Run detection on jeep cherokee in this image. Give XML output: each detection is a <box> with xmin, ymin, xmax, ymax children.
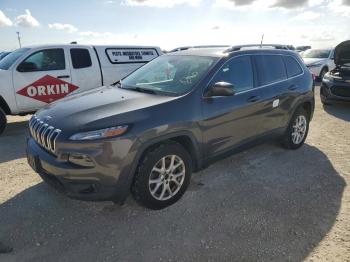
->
<box><xmin>26</xmin><ymin>45</ymin><xmax>315</xmax><ymax>209</ymax></box>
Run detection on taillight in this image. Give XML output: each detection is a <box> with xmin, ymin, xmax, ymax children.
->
<box><xmin>312</xmin><ymin>73</ymin><xmax>316</xmax><ymax>81</ymax></box>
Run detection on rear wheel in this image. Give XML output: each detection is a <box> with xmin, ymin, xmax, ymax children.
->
<box><xmin>282</xmin><ymin>107</ymin><xmax>309</xmax><ymax>150</ymax></box>
<box><xmin>132</xmin><ymin>142</ymin><xmax>192</xmax><ymax>210</ymax></box>
<box><xmin>0</xmin><ymin>108</ymin><xmax>7</xmax><ymax>135</ymax></box>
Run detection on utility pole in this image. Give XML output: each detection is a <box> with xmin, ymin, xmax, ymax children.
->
<box><xmin>260</xmin><ymin>34</ymin><xmax>264</xmax><ymax>47</ymax></box>
<box><xmin>16</xmin><ymin>32</ymin><xmax>22</xmax><ymax>48</ymax></box>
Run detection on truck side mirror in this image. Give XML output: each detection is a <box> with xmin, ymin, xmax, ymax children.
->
<box><xmin>205</xmin><ymin>82</ymin><xmax>235</xmax><ymax>97</ymax></box>
<box><xmin>17</xmin><ymin>62</ymin><xmax>38</xmax><ymax>72</ymax></box>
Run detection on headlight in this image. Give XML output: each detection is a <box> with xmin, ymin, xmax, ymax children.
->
<box><xmin>69</xmin><ymin>125</ymin><xmax>128</xmax><ymax>141</ymax></box>
<box><xmin>307</xmin><ymin>63</ymin><xmax>322</xmax><ymax>68</ymax></box>
<box><xmin>323</xmin><ymin>73</ymin><xmax>343</xmax><ymax>82</ymax></box>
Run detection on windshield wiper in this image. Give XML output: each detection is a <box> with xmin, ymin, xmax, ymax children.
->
<box><xmin>128</xmin><ymin>87</ymin><xmax>157</xmax><ymax>95</ymax></box>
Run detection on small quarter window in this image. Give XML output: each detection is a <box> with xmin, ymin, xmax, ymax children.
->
<box><xmin>70</xmin><ymin>48</ymin><xmax>92</xmax><ymax>69</ymax></box>
<box><xmin>283</xmin><ymin>56</ymin><xmax>303</xmax><ymax>78</ymax></box>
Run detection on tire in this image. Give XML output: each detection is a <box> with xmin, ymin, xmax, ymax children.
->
<box><xmin>282</xmin><ymin>107</ymin><xmax>309</xmax><ymax>150</ymax></box>
<box><xmin>0</xmin><ymin>108</ymin><xmax>7</xmax><ymax>135</ymax></box>
<box><xmin>321</xmin><ymin>96</ymin><xmax>331</xmax><ymax>106</ymax></box>
<box><xmin>132</xmin><ymin>142</ymin><xmax>192</xmax><ymax>210</ymax></box>
<box><xmin>319</xmin><ymin>67</ymin><xmax>328</xmax><ymax>81</ymax></box>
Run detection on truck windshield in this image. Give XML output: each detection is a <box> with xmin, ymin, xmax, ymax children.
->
<box><xmin>302</xmin><ymin>49</ymin><xmax>331</xmax><ymax>59</ymax></box>
<box><xmin>0</xmin><ymin>48</ymin><xmax>30</xmax><ymax>70</ymax></box>
<box><xmin>121</xmin><ymin>55</ymin><xmax>217</xmax><ymax>96</ymax></box>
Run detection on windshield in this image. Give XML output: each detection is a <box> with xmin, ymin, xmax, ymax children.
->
<box><xmin>302</xmin><ymin>49</ymin><xmax>331</xmax><ymax>59</ymax></box>
<box><xmin>0</xmin><ymin>48</ymin><xmax>30</xmax><ymax>70</ymax></box>
<box><xmin>121</xmin><ymin>55</ymin><xmax>217</xmax><ymax>96</ymax></box>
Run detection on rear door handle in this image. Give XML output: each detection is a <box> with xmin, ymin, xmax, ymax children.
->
<box><xmin>57</xmin><ymin>75</ymin><xmax>70</xmax><ymax>79</ymax></box>
<box><xmin>288</xmin><ymin>85</ymin><xmax>298</xmax><ymax>91</ymax></box>
<box><xmin>247</xmin><ymin>95</ymin><xmax>260</xmax><ymax>103</ymax></box>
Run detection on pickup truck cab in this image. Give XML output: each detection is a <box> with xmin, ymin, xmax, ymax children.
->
<box><xmin>0</xmin><ymin>44</ymin><xmax>162</xmax><ymax>134</ymax></box>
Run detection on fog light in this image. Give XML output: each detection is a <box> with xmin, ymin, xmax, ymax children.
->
<box><xmin>69</xmin><ymin>153</ymin><xmax>94</xmax><ymax>167</ymax></box>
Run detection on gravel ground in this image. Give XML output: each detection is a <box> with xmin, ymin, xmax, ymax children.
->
<box><xmin>0</xmin><ymin>85</ymin><xmax>349</xmax><ymax>262</ymax></box>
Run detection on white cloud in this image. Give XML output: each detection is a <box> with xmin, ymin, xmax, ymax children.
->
<box><xmin>290</xmin><ymin>11</ymin><xmax>321</xmax><ymax>21</ymax></box>
<box><xmin>14</xmin><ymin>9</ymin><xmax>39</xmax><ymax>28</ymax></box>
<box><xmin>79</xmin><ymin>31</ymin><xmax>113</xmax><ymax>37</ymax></box>
<box><xmin>48</xmin><ymin>23</ymin><xmax>78</xmax><ymax>33</ymax></box>
<box><xmin>328</xmin><ymin>0</ymin><xmax>350</xmax><ymax>16</ymax></box>
<box><xmin>0</xmin><ymin>10</ymin><xmax>13</xmax><ymax>27</ymax></box>
<box><xmin>123</xmin><ymin>0</ymin><xmax>202</xmax><ymax>8</ymax></box>
<box><xmin>214</xmin><ymin>0</ymin><xmax>326</xmax><ymax>10</ymax></box>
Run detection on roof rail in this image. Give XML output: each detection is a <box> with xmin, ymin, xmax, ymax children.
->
<box><xmin>169</xmin><ymin>45</ymin><xmax>230</xmax><ymax>53</ymax></box>
<box><xmin>225</xmin><ymin>44</ymin><xmax>290</xmax><ymax>53</ymax></box>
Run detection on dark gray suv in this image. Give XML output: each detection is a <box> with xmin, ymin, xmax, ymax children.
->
<box><xmin>26</xmin><ymin>45</ymin><xmax>315</xmax><ymax>209</ymax></box>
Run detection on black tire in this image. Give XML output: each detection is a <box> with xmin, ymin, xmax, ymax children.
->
<box><xmin>319</xmin><ymin>67</ymin><xmax>328</xmax><ymax>81</ymax></box>
<box><xmin>0</xmin><ymin>108</ymin><xmax>7</xmax><ymax>135</ymax></box>
<box><xmin>132</xmin><ymin>142</ymin><xmax>192</xmax><ymax>210</ymax></box>
<box><xmin>282</xmin><ymin>107</ymin><xmax>309</xmax><ymax>150</ymax></box>
<box><xmin>321</xmin><ymin>95</ymin><xmax>331</xmax><ymax>106</ymax></box>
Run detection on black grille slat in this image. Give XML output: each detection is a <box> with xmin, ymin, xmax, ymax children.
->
<box><xmin>29</xmin><ymin>116</ymin><xmax>61</xmax><ymax>154</ymax></box>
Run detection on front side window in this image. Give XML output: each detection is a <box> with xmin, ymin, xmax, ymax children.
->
<box><xmin>211</xmin><ymin>56</ymin><xmax>254</xmax><ymax>93</ymax></box>
<box><xmin>283</xmin><ymin>56</ymin><xmax>303</xmax><ymax>78</ymax></box>
<box><xmin>18</xmin><ymin>49</ymin><xmax>65</xmax><ymax>72</ymax></box>
<box><xmin>122</xmin><ymin>55</ymin><xmax>217</xmax><ymax>95</ymax></box>
<box><xmin>70</xmin><ymin>48</ymin><xmax>92</xmax><ymax>69</ymax></box>
<box><xmin>0</xmin><ymin>48</ymin><xmax>30</xmax><ymax>70</ymax></box>
<box><xmin>255</xmin><ymin>55</ymin><xmax>287</xmax><ymax>86</ymax></box>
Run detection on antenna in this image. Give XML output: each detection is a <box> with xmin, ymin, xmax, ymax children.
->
<box><xmin>16</xmin><ymin>32</ymin><xmax>22</xmax><ymax>48</ymax></box>
<box><xmin>260</xmin><ymin>34</ymin><xmax>264</xmax><ymax>48</ymax></box>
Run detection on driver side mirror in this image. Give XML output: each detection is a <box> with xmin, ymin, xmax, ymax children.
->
<box><xmin>205</xmin><ymin>82</ymin><xmax>235</xmax><ymax>97</ymax></box>
<box><xmin>17</xmin><ymin>62</ymin><xmax>38</xmax><ymax>72</ymax></box>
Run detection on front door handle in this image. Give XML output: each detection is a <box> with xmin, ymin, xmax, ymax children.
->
<box><xmin>247</xmin><ymin>95</ymin><xmax>260</xmax><ymax>103</ymax></box>
<box><xmin>57</xmin><ymin>75</ymin><xmax>70</xmax><ymax>79</ymax></box>
<box><xmin>288</xmin><ymin>84</ymin><xmax>298</xmax><ymax>91</ymax></box>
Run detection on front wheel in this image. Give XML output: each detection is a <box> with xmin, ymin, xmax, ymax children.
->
<box><xmin>0</xmin><ymin>108</ymin><xmax>7</xmax><ymax>135</ymax></box>
<box><xmin>282</xmin><ymin>108</ymin><xmax>309</xmax><ymax>150</ymax></box>
<box><xmin>132</xmin><ymin>142</ymin><xmax>192</xmax><ymax>210</ymax></box>
<box><xmin>319</xmin><ymin>67</ymin><xmax>328</xmax><ymax>81</ymax></box>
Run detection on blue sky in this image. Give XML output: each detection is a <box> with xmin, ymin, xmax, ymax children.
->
<box><xmin>0</xmin><ymin>0</ymin><xmax>350</xmax><ymax>51</ymax></box>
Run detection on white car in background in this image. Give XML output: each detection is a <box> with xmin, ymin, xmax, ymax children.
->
<box><xmin>301</xmin><ymin>48</ymin><xmax>335</xmax><ymax>80</ymax></box>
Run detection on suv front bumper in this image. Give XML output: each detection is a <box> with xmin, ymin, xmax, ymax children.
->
<box><xmin>26</xmin><ymin>136</ymin><xmax>140</xmax><ymax>203</ymax></box>
<box><xmin>321</xmin><ymin>79</ymin><xmax>350</xmax><ymax>103</ymax></box>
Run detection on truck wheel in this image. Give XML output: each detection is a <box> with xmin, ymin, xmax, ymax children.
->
<box><xmin>0</xmin><ymin>108</ymin><xmax>7</xmax><ymax>135</ymax></box>
<box><xmin>282</xmin><ymin>107</ymin><xmax>309</xmax><ymax>150</ymax></box>
<box><xmin>132</xmin><ymin>142</ymin><xmax>192</xmax><ymax>210</ymax></box>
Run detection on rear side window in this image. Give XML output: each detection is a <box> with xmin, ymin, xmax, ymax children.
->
<box><xmin>212</xmin><ymin>56</ymin><xmax>254</xmax><ymax>93</ymax></box>
<box><xmin>70</xmin><ymin>48</ymin><xmax>92</xmax><ymax>69</ymax></box>
<box><xmin>255</xmin><ymin>55</ymin><xmax>287</xmax><ymax>86</ymax></box>
<box><xmin>283</xmin><ymin>56</ymin><xmax>303</xmax><ymax>77</ymax></box>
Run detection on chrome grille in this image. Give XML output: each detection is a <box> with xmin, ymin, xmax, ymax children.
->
<box><xmin>29</xmin><ymin>116</ymin><xmax>61</xmax><ymax>154</ymax></box>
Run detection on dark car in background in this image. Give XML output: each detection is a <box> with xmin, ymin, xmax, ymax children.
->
<box><xmin>26</xmin><ymin>45</ymin><xmax>314</xmax><ymax>209</ymax></box>
<box><xmin>321</xmin><ymin>40</ymin><xmax>350</xmax><ymax>105</ymax></box>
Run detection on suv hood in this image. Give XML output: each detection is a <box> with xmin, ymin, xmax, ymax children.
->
<box><xmin>334</xmin><ymin>40</ymin><xmax>350</xmax><ymax>66</ymax></box>
<box><xmin>303</xmin><ymin>58</ymin><xmax>326</xmax><ymax>66</ymax></box>
<box><xmin>36</xmin><ymin>85</ymin><xmax>177</xmax><ymax>134</ymax></box>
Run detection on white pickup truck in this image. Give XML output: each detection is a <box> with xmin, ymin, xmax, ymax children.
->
<box><xmin>0</xmin><ymin>44</ymin><xmax>162</xmax><ymax>134</ymax></box>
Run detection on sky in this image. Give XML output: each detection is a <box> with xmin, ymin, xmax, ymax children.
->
<box><xmin>0</xmin><ymin>0</ymin><xmax>350</xmax><ymax>51</ymax></box>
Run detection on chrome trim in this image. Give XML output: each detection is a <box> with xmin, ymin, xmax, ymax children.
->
<box><xmin>28</xmin><ymin>116</ymin><xmax>61</xmax><ymax>154</ymax></box>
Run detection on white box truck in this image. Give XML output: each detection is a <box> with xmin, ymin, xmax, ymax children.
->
<box><xmin>0</xmin><ymin>44</ymin><xmax>162</xmax><ymax>134</ymax></box>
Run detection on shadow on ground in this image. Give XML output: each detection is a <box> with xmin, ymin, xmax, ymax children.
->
<box><xmin>323</xmin><ymin>103</ymin><xmax>350</xmax><ymax>122</ymax></box>
<box><xmin>0</xmin><ymin>120</ymin><xmax>28</xmax><ymax>163</ymax></box>
<box><xmin>0</xmin><ymin>144</ymin><xmax>346</xmax><ymax>262</ymax></box>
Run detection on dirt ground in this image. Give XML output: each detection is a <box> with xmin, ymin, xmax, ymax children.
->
<box><xmin>0</xmin><ymin>85</ymin><xmax>349</xmax><ymax>262</ymax></box>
